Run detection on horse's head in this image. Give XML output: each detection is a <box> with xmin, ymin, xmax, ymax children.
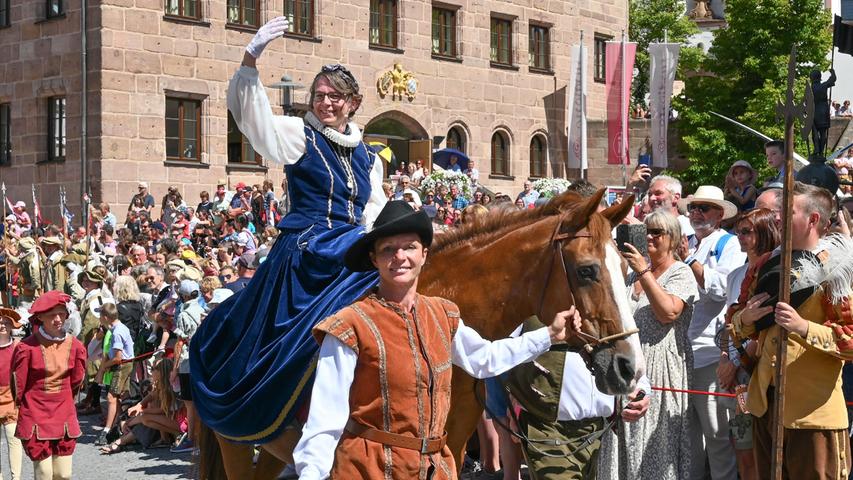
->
<box><xmin>544</xmin><ymin>189</ymin><xmax>645</xmax><ymax>395</ymax></box>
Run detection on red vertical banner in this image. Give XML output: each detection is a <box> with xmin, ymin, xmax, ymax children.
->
<box><xmin>605</xmin><ymin>41</ymin><xmax>637</xmax><ymax>165</ymax></box>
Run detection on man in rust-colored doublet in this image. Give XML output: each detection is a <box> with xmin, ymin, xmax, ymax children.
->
<box><xmin>314</xmin><ymin>293</ymin><xmax>460</xmax><ymax>479</ymax></box>
<box><xmin>13</xmin><ymin>291</ymin><xmax>87</xmax><ymax>479</ymax></box>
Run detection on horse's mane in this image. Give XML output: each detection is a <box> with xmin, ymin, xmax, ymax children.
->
<box><xmin>430</xmin><ymin>191</ymin><xmax>587</xmax><ymax>255</ymax></box>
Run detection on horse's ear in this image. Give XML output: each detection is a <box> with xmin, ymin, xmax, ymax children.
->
<box><xmin>600</xmin><ymin>194</ymin><xmax>636</xmax><ymax>228</ymax></box>
<box><xmin>541</xmin><ymin>190</ymin><xmax>580</xmax><ymax>216</ymax></box>
<box><xmin>567</xmin><ymin>189</ymin><xmax>606</xmax><ymax>229</ymax></box>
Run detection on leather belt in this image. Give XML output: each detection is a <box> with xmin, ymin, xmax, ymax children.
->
<box><xmin>345</xmin><ymin>419</ymin><xmax>447</xmax><ymax>454</ymax></box>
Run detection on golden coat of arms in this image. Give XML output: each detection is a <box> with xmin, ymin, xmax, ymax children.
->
<box><xmin>377</xmin><ymin>63</ymin><xmax>418</xmax><ymax>101</ymax></box>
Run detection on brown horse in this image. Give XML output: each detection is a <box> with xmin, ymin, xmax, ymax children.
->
<box><xmin>198</xmin><ymin>189</ymin><xmax>643</xmax><ymax>479</ymax></box>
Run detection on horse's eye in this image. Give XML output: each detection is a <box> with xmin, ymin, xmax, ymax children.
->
<box><xmin>576</xmin><ymin>265</ymin><xmax>599</xmax><ymax>283</ymax></box>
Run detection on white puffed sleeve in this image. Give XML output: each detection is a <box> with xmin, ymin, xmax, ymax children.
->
<box><xmin>361</xmin><ymin>156</ymin><xmax>387</xmax><ymax>229</ymax></box>
<box><xmin>227</xmin><ymin>66</ymin><xmax>307</xmax><ymax>165</ymax></box>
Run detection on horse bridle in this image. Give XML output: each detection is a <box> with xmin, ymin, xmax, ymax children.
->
<box><xmin>536</xmin><ymin>214</ymin><xmax>638</xmax><ymax>360</ymax></box>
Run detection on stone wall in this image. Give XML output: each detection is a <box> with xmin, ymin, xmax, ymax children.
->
<box><xmin>0</xmin><ymin>0</ymin><xmax>90</xmax><ymax>218</ymax></box>
<box><xmin>2</xmin><ymin>0</ymin><xmax>630</xmax><ymax>221</ymax></box>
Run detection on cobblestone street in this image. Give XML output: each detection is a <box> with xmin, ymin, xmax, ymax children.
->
<box><xmin>0</xmin><ymin>413</ymin><xmax>195</xmax><ymax>480</ymax></box>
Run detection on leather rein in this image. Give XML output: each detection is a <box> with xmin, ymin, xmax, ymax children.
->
<box><xmin>536</xmin><ymin>215</ymin><xmax>638</xmax><ymax>363</ymax></box>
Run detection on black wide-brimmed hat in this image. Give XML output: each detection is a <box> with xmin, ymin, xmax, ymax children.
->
<box><xmin>344</xmin><ymin>201</ymin><xmax>433</xmax><ymax>272</ymax></box>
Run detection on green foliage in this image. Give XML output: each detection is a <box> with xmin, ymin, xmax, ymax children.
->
<box><xmin>671</xmin><ymin>0</ymin><xmax>831</xmax><ymax>191</ymax></box>
<box><xmin>629</xmin><ymin>0</ymin><xmax>702</xmax><ymax>107</ymax></box>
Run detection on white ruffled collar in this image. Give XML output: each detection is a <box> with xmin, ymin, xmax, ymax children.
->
<box><xmin>304</xmin><ymin>112</ymin><xmax>362</xmax><ymax>148</ymax></box>
<box><xmin>39</xmin><ymin>326</ymin><xmax>67</xmax><ymax>342</ymax></box>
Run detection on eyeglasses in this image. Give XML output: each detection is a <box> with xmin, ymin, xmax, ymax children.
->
<box><xmin>735</xmin><ymin>227</ymin><xmax>755</xmax><ymax>236</ymax></box>
<box><xmin>312</xmin><ymin>92</ymin><xmax>347</xmax><ymax>104</ymax></box>
<box><xmin>646</xmin><ymin>228</ymin><xmax>666</xmax><ymax>238</ymax></box>
<box><xmin>688</xmin><ymin>204</ymin><xmax>718</xmax><ymax>214</ymax></box>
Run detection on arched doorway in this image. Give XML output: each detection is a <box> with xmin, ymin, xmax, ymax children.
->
<box><xmin>364</xmin><ymin>111</ymin><xmax>431</xmax><ymax>177</ymax></box>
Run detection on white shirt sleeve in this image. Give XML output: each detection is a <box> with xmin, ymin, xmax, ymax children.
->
<box><xmin>361</xmin><ymin>156</ymin><xmax>387</xmax><ymax>229</ymax></box>
<box><xmin>227</xmin><ymin>66</ymin><xmax>307</xmax><ymax>165</ymax></box>
<box><xmin>451</xmin><ymin>319</ymin><xmax>552</xmax><ymax>379</ymax></box>
<box><xmin>293</xmin><ymin>335</ymin><xmax>356</xmax><ymax>480</ymax></box>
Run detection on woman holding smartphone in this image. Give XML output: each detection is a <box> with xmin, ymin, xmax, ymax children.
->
<box><xmin>602</xmin><ymin>210</ymin><xmax>699</xmax><ymax>479</ymax></box>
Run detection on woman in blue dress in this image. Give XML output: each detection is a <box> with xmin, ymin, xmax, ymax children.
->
<box><xmin>189</xmin><ymin>16</ymin><xmax>386</xmax><ymax>445</ymax></box>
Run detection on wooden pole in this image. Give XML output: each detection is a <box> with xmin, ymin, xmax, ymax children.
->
<box><xmin>770</xmin><ymin>45</ymin><xmax>801</xmax><ymax>480</ymax></box>
<box><xmin>1</xmin><ymin>182</ymin><xmax>8</xmax><ymax>306</ymax></box>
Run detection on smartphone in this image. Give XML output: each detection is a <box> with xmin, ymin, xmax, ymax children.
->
<box><xmin>638</xmin><ymin>154</ymin><xmax>651</xmax><ymax>167</ymax></box>
<box><xmin>615</xmin><ymin>224</ymin><xmax>648</xmax><ymax>257</ymax></box>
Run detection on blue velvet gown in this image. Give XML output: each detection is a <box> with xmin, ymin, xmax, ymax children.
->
<box><xmin>190</xmin><ymin>125</ymin><xmax>379</xmax><ymax>443</ymax></box>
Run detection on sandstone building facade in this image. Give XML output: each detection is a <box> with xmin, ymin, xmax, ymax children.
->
<box><xmin>0</xmin><ymin>0</ymin><xmax>629</xmax><ymax>219</ymax></box>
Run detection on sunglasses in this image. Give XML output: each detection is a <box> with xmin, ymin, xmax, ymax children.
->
<box><xmin>735</xmin><ymin>227</ymin><xmax>754</xmax><ymax>236</ymax></box>
<box><xmin>646</xmin><ymin>228</ymin><xmax>666</xmax><ymax>238</ymax></box>
<box><xmin>688</xmin><ymin>204</ymin><xmax>718</xmax><ymax>214</ymax></box>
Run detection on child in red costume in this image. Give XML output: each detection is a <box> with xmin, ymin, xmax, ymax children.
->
<box><xmin>13</xmin><ymin>291</ymin><xmax>86</xmax><ymax>480</ymax></box>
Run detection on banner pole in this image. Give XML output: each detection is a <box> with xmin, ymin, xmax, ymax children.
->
<box><xmin>580</xmin><ymin>30</ymin><xmax>586</xmax><ymax>181</ymax></box>
<box><xmin>620</xmin><ymin>30</ymin><xmax>627</xmax><ymax>186</ymax></box>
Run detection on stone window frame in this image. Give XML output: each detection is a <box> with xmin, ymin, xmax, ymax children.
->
<box><xmin>46</xmin><ymin>0</ymin><xmax>64</xmax><ymax>19</ymax></box>
<box><xmin>431</xmin><ymin>3</ymin><xmax>459</xmax><ymax>60</ymax></box>
<box><xmin>446</xmin><ymin>125</ymin><xmax>466</xmax><ymax>154</ymax></box>
<box><xmin>490</xmin><ymin>14</ymin><xmax>515</xmax><ymax>68</ymax></box>
<box><xmin>0</xmin><ymin>0</ymin><xmax>10</xmax><ymax>28</ymax></box>
<box><xmin>528</xmin><ymin>22</ymin><xmax>552</xmax><ymax>74</ymax></box>
<box><xmin>528</xmin><ymin>133</ymin><xmax>548</xmax><ymax>179</ymax></box>
<box><xmin>47</xmin><ymin>97</ymin><xmax>66</xmax><ymax>163</ymax></box>
<box><xmin>164</xmin><ymin>0</ymin><xmax>202</xmax><ymax>21</ymax></box>
<box><xmin>0</xmin><ymin>103</ymin><xmax>10</xmax><ymax>166</ymax></box>
<box><xmin>227</xmin><ymin>0</ymin><xmax>261</xmax><ymax>29</ymax></box>
<box><xmin>165</xmin><ymin>93</ymin><xmax>205</xmax><ymax>164</ymax></box>
<box><xmin>490</xmin><ymin>129</ymin><xmax>511</xmax><ymax>177</ymax></box>
<box><xmin>369</xmin><ymin>0</ymin><xmax>398</xmax><ymax>50</ymax></box>
<box><xmin>593</xmin><ymin>33</ymin><xmax>612</xmax><ymax>84</ymax></box>
<box><xmin>227</xmin><ymin>111</ymin><xmax>263</xmax><ymax>166</ymax></box>
<box><xmin>284</xmin><ymin>0</ymin><xmax>314</xmax><ymax>38</ymax></box>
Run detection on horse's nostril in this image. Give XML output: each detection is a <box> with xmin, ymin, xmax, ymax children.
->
<box><xmin>614</xmin><ymin>353</ymin><xmax>635</xmax><ymax>383</ymax></box>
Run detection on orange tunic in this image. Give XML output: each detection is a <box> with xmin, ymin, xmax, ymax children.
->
<box><xmin>0</xmin><ymin>341</ymin><xmax>16</xmax><ymax>424</ymax></box>
<box><xmin>314</xmin><ymin>293</ymin><xmax>460</xmax><ymax>480</ymax></box>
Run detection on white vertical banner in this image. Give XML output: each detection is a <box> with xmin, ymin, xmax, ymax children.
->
<box><xmin>648</xmin><ymin>43</ymin><xmax>680</xmax><ymax>168</ymax></box>
<box><xmin>567</xmin><ymin>43</ymin><xmax>588</xmax><ymax>172</ymax></box>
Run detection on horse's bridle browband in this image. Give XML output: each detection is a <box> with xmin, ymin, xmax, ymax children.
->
<box><xmin>537</xmin><ymin>216</ymin><xmax>639</xmax><ymax>358</ymax></box>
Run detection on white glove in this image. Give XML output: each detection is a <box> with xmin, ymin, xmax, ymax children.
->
<box><xmin>246</xmin><ymin>16</ymin><xmax>290</xmax><ymax>59</ymax></box>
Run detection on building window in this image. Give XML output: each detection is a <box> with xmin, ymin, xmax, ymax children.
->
<box><xmin>228</xmin><ymin>112</ymin><xmax>261</xmax><ymax>164</ymax></box>
<box><xmin>227</xmin><ymin>0</ymin><xmax>259</xmax><ymax>27</ymax></box>
<box><xmin>446</xmin><ymin>126</ymin><xmax>466</xmax><ymax>154</ymax></box>
<box><xmin>491</xmin><ymin>131</ymin><xmax>509</xmax><ymax>176</ymax></box>
<box><xmin>285</xmin><ymin>0</ymin><xmax>313</xmax><ymax>37</ymax></box>
<box><xmin>529</xmin><ymin>24</ymin><xmax>550</xmax><ymax>71</ymax></box>
<box><xmin>46</xmin><ymin>0</ymin><xmax>63</xmax><ymax>18</ymax></box>
<box><xmin>490</xmin><ymin>17</ymin><xmax>513</xmax><ymax>65</ymax></box>
<box><xmin>166</xmin><ymin>97</ymin><xmax>201</xmax><ymax>162</ymax></box>
<box><xmin>432</xmin><ymin>6</ymin><xmax>456</xmax><ymax>57</ymax></box>
<box><xmin>370</xmin><ymin>0</ymin><xmax>397</xmax><ymax>48</ymax></box>
<box><xmin>47</xmin><ymin>97</ymin><xmax>65</xmax><ymax>162</ymax></box>
<box><xmin>165</xmin><ymin>0</ymin><xmax>200</xmax><ymax>19</ymax></box>
<box><xmin>1</xmin><ymin>0</ymin><xmax>10</xmax><ymax>27</ymax></box>
<box><xmin>594</xmin><ymin>34</ymin><xmax>611</xmax><ymax>83</ymax></box>
<box><xmin>0</xmin><ymin>104</ymin><xmax>9</xmax><ymax>166</ymax></box>
<box><xmin>529</xmin><ymin>135</ymin><xmax>547</xmax><ymax>178</ymax></box>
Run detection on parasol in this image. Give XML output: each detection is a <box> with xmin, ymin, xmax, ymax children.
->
<box><xmin>368</xmin><ymin>142</ymin><xmax>396</xmax><ymax>164</ymax></box>
<box><xmin>432</xmin><ymin>148</ymin><xmax>469</xmax><ymax>171</ymax></box>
